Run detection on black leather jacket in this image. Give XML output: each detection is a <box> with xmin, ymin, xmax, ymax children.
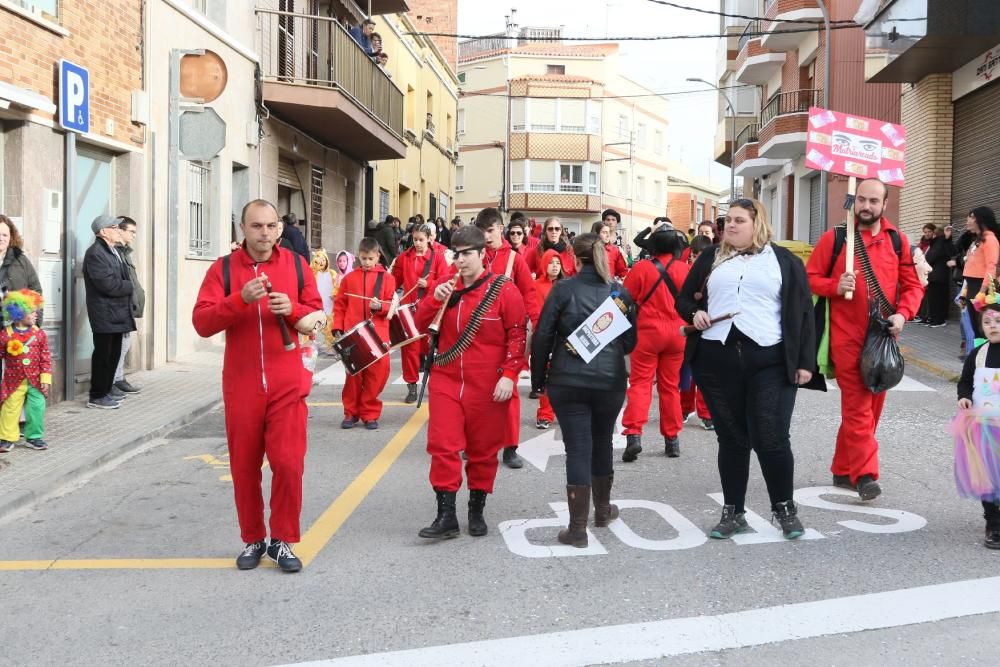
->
<box><xmin>531</xmin><ymin>265</ymin><xmax>637</xmax><ymax>392</ymax></box>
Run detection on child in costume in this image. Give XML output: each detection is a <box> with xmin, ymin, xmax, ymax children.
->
<box><xmin>0</xmin><ymin>290</ymin><xmax>51</xmax><ymax>453</ymax></box>
<box><xmin>333</xmin><ymin>250</ymin><xmax>355</xmax><ymax>296</ymax></box>
<box><xmin>952</xmin><ymin>292</ymin><xmax>1000</xmax><ymax>549</ymax></box>
<box><xmin>533</xmin><ymin>249</ymin><xmax>563</xmax><ymax>430</ymax></box>
<box><xmin>310</xmin><ymin>249</ymin><xmax>337</xmax><ymax>349</ymax></box>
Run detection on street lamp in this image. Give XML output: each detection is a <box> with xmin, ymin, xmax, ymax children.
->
<box><xmin>687</xmin><ymin>77</ymin><xmax>736</xmax><ymax>203</ymax></box>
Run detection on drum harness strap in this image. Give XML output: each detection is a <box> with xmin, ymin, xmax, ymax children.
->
<box><xmin>417</xmin><ymin>249</ymin><xmax>434</xmax><ymax>300</ymax></box>
<box><xmin>435</xmin><ymin>274</ymin><xmax>509</xmax><ymax>367</ymax></box>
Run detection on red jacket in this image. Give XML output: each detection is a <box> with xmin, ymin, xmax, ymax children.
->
<box><xmin>391</xmin><ymin>246</ymin><xmax>449</xmax><ymax>305</ymax></box>
<box><xmin>193</xmin><ymin>245</ymin><xmax>322</xmax><ymax>393</ymax></box>
<box><xmin>606</xmin><ymin>244</ymin><xmax>628</xmax><ymax>279</ymax></box>
<box><xmin>624</xmin><ymin>253</ymin><xmax>690</xmax><ymax>330</ymax></box>
<box><xmin>526</xmin><ymin>243</ymin><xmax>576</xmax><ymax>279</ymax></box>
<box><xmin>0</xmin><ymin>325</ymin><xmax>52</xmax><ymax>401</ymax></box>
<box><xmin>806</xmin><ymin>218</ymin><xmax>924</xmax><ymax>346</ymax></box>
<box><xmin>483</xmin><ymin>242</ymin><xmax>540</xmax><ymax>326</ymax></box>
<box><xmin>416</xmin><ymin>271</ymin><xmax>527</xmax><ymax>390</ymax></box>
<box><xmin>534</xmin><ymin>248</ymin><xmax>563</xmax><ymax>305</ymax></box>
<box><xmin>332</xmin><ymin>264</ymin><xmax>397</xmax><ymax>338</ymax></box>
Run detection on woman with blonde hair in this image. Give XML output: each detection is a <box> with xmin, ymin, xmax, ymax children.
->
<box><xmin>676</xmin><ymin>198</ymin><xmax>816</xmax><ymax>540</ymax></box>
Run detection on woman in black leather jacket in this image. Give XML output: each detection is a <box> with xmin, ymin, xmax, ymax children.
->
<box><xmin>531</xmin><ymin>234</ymin><xmax>637</xmax><ymax>548</ymax></box>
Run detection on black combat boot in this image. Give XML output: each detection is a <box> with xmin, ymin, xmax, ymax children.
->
<box><xmin>468</xmin><ymin>490</ymin><xmax>488</xmax><ymax>537</ymax></box>
<box><xmin>622</xmin><ymin>434</ymin><xmax>642</xmax><ymax>462</ymax></box>
<box><xmin>405</xmin><ymin>383</ymin><xmax>418</xmax><ymax>404</ymax></box>
<box><xmin>418</xmin><ymin>490</ymin><xmax>460</xmax><ymax>539</ymax></box>
<box><xmin>664</xmin><ymin>435</ymin><xmax>680</xmax><ymax>458</ymax></box>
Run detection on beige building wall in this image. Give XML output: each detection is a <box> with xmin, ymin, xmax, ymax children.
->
<box><xmin>372</xmin><ymin>13</ymin><xmax>459</xmax><ymax>227</ymax></box>
<box><xmin>897</xmin><ymin>74</ymin><xmax>954</xmax><ymax>237</ymax></box>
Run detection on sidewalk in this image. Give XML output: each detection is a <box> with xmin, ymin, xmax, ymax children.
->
<box><xmin>0</xmin><ymin>349</ymin><xmax>222</xmax><ymax>521</ymax></box>
<box><xmin>899</xmin><ymin>320</ymin><xmax>964</xmax><ymax>381</ymax></box>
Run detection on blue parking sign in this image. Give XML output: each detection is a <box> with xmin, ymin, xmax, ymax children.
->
<box><xmin>59</xmin><ymin>59</ymin><xmax>89</xmax><ymax>134</ymax></box>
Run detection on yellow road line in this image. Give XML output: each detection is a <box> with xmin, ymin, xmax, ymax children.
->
<box><xmin>296</xmin><ymin>406</ymin><xmax>428</xmax><ymax>565</ymax></box>
<box><xmin>0</xmin><ymin>407</ymin><xmax>428</xmax><ymax>572</ymax></box>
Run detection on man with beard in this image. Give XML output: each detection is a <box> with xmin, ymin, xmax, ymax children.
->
<box><xmin>806</xmin><ymin>179</ymin><xmax>923</xmax><ymax>501</ymax></box>
<box><xmin>527</xmin><ymin>217</ymin><xmax>576</xmax><ymax>278</ymax></box>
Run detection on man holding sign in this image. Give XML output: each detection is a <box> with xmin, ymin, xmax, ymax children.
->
<box><xmin>806</xmin><ymin>178</ymin><xmax>923</xmax><ymax>501</ymax></box>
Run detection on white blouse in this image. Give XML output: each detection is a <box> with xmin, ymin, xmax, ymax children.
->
<box><xmin>702</xmin><ymin>244</ymin><xmax>783</xmax><ymax>346</ymax></box>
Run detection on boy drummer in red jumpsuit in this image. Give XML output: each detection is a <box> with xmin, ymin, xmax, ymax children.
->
<box><xmin>416</xmin><ymin>225</ymin><xmax>527</xmax><ymax>539</ymax></box>
<box><xmin>193</xmin><ymin>199</ymin><xmax>323</xmax><ymax>573</ymax></box>
<box><xmin>806</xmin><ymin>178</ymin><xmax>923</xmax><ymax>500</ymax></box>
<box><xmin>474</xmin><ymin>208</ymin><xmax>540</xmax><ymax>469</ymax></box>
<box><xmin>391</xmin><ymin>223</ymin><xmax>448</xmax><ymax>404</ymax></box>
<box><xmin>332</xmin><ymin>238</ymin><xmax>397</xmax><ymax>430</ymax></box>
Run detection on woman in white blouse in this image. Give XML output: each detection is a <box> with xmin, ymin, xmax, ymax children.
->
<box><xmin>676</xmin><ymin>198</ymin><xmax>816</xmax><ymax>540</ymax></box>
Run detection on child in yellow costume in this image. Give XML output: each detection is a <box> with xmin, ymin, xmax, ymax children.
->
<box><xmin>0</xmin><ymin>289</ymin><xmax>51</xmax><ymax>453</ymax></box>
<box><xmin>310</xmin><ymin>249</ymin><xmax>337</xmax><ymax>349</ymax></box>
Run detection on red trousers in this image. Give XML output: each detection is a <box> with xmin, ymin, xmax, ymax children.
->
<box><xmin>506</xmin><ymin>389</ymin><xmax>521</xmax><ymax>448</ymax></box>
<box><xmin>680</xmin><ymin>383</ymin><xmax>711</xmax><ymax>420</ymax></box>
<box><xmin>831</xmin><ymin>341</ymin><xmax>884</xmax><ymax>483</ymax></box>
<box><xmin>343</xmin><ymin>355</ymin><xmax>389</xmax><ymax>421</ymax></box>
<box><xmin>223</xmin><ymin>382</ymin><xmax>307</xmax><ymax>544</ymax></box>
<box><xmin>537</xmin><ymin>394</ymin><xmax>555</xmax><ymax>422</ymax></box>
<box><xmin>400</xmin><ymin>338</ymin><xmax>427</xmax><ymax>385</ymax></box>
<box><xmin>622</xmin><ymin>328</ymin><xmax>685</xmax><ymax>437</ymax></box>
<box><xmin>427</xmin><ymin>388</ymin><xmax>507</xmax><ymax>492</ymax></box>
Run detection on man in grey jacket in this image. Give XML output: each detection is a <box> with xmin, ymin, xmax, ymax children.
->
<box><xmin>114</xmin><ymin>216</ymin><xmax>144</xmax><ymax>394</ymax></box>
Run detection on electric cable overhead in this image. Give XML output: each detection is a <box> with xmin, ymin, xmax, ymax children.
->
<box><xmin>643</xmin><ymin>0</ymin><xmax>855</xmax><ymax>25</ymax></box>
<box><xmin>458</xmin><ymin>84</ymin><xmax>757</xmax><ymax>101</ymax></box>
<box><xmin>408</xmin><ymin>22</ymin><xmax>859</xmax><ymax>42</ymax></box>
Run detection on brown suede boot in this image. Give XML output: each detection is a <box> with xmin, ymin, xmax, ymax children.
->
<box><xmin>557</xmin><ymin>485</ymin><xmax>591</xmax><ymax>548</ymax></box>
<box><xmin>591</xmin><ymin>474</ymin><xmax>620</xmax><ymax>527</ymax></box>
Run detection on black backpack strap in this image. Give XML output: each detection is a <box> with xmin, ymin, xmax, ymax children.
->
<box><xmin>827</xmin><ymin>224</ymin><xmax>903</xmax><ymax>277</ymax></box>
<box><xmin>418</xmin><ymin>249</ymin><xmax>434</xmax><ymax>299</ymax></box>
<box><xmin>293</xmin><ymin>252</ymin><xmax>304</xmax><ymax>295</ymax></box>
<box><xmin>222</xmin><ymin>254</ymin><xmax>231</xmax><ymax>297</ymax></box>
<box><xmin>642</xmin><ymin>258</ymin><xmax>678</xmax><ymax>304</ymax></box>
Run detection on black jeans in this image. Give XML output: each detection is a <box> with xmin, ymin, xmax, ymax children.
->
<box><xmin>548</xmin><ymin>385</ymin><xmax>626</xmax><ymax>486</ymax></box>
<box><xmin>693</xmin><ymin>329</ymin><xmax>797</xmax><ymax>513</ymax></box>
<box><xmin>91</xmin><ymin>332</ymin><xmax>123</xmax><ymax>400</ymax></box>
<box><xmin>925</xmin><ymin>281</ymin><xmax>950</xmax><ymax>325</ymax></box>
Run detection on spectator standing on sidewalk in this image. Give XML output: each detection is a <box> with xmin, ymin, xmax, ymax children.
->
<box><xmin>0</xmin><ymin>215</ymin><xmax>43</xmax><ymax>307</ymax></box>
<box><xmin>83</xmin><ymin>215</ymin><xmax>135</xmax><ymax>410</ymax></box>
<box><xmin>280</xmin><ymin>213</ymin><xmax>311</xmax><ymax>262</ymax></box>
<box><xmin>923</xmin><ymin>225</ymin><xmax>956</xmax><ymax>328</ymax></box>
<box><xmin>114</xmin><ymin>217</ymin><xmax>144</xmax><ymax>394</ymax></box>
<box><xmin>961</xmin><ymin>207</ymin><xmax>1000</xmax><ymax>338</ymax></box>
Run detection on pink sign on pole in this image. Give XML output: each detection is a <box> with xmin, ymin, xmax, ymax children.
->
<box><xmin>805</xmin><ymin>107</ymin><xmax>906</xmax><ymax>187</ymax></box>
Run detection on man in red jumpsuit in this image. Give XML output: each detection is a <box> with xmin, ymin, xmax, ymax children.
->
<box><xmin>193</xmin><ymin>199</ymin><xmax>323</xmax><ymax>573</ymax></box>
<box><xmin>390</xmin><ymin>224</ymin><xmax>448</xmax><ymax>403</ymax></box>
<box><xmin>806</xmin><ymin>178</ymin><xmax>923</xmax><ymax>501</ymax></box>
<box><xmin>621</xmin><ymin>222</ymin><xmax>689</xmax><ymax>460</ymax></box>
<box><xmin>475</xmin><ymin>208</ymin><xmax>540</xmax><ymax>469</ymax></box>
<box><xmin>416</xmin><ymin>225</ymin><xmax>527</xmax><ymax>539</ymax></box>
<box><xmin>332</xmin><ymin>238</ymin><xmax>397</xmax><ymax>429</ymax></box>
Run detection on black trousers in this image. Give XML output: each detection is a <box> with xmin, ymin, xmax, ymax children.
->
<box><xmin>925</xmin><ymin>281</ymin><xmax>950</xmax><ymax>325</ymax></box>
<box><xmin>548</xmin><ymin>385</ymin><xmax>626</xmax><ymax>487</ymax></box>
<box><xmin>692</xmin><ymin>330</ymin><xmax>797</xmax><ymax>513</ymax></box>
<box><xmin>91</xmin><ymin>332</ymin><xmax>123</xmax><ymax>400</ymax></box>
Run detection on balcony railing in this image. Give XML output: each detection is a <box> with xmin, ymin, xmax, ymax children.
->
<box><xmin>735</xmin><ymin>122</ymin><xmax>760</xmax><ymax>153</ymax></box>
<box><xmin>738</xmin><ymin>20</ymin><xmax>761</xmax><ymax>52</ymax></box>
<box><xmin>760</xmin><ymin>89</ymin><xmax>818</xmax><ymax>127</ymax></box>
<box><xmin>255</xmin><ymin>8</ymin><xmax>403</xmax><ymax>138</ymax></box>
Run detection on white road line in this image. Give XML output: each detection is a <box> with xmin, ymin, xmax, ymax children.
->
<box><xmin>280</xmin><ymin>576</ymin><xmax>1000</xmax><ymax>667</ymax></box>
<box><xmin>826</xmin><ymin>374</ymin><xmax>935</xmax><ymax>392</ymax></box>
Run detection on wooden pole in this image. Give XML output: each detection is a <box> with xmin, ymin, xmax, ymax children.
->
<box><xmin>844</xmin><ymin>176</ymin><xmax>857</xmax><ymax>301</ymax></box>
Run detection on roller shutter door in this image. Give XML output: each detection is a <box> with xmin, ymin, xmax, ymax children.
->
<box><xmin>952</xmin><ymin>82</ymin><xmax>1000</xmax><ymax>231</ymax></box>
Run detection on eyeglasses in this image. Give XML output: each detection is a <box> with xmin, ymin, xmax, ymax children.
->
<box><xmin>451</xmin><ymin>246</ymin><xmax>483</xmax><ymax>261</ymax></box>
<box><xmin>729</xmin><ymin>198</ymin><xmax>756</xmax><ymax>212</ymax></box>
<box><xmin>509</xmin><ymin>231</ymin><xmax>524</xmax><ymax>236</ymax></box>
<box><xmin>546</xmin><ymin>227</ymin><xmax>562</xmax><ymax>232</ymax></box>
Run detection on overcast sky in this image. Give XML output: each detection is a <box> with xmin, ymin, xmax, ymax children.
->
<box><xmin>457</xmin><ymin>0</ymin><xmax>731</xmax><ymax>190</ymax></box>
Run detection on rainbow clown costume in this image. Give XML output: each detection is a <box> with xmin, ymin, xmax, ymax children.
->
<box><xmin>0</xmin><ymin>290</ymin><xmax>51</xmax><ymax>452</ymax></box>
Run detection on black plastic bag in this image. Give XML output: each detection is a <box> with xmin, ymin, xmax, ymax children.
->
<box><xmin>859</xmin><ymin>302</ymin><xmax>904</xmax><ymax>393</ymax></box>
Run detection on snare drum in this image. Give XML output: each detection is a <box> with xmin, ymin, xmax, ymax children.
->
<box><xmin>389</xmin><ymin>303</ymin><xmax>425</xmax><ymax>350</ymax></box>
<box><xmin>333</xmin><ymin>319</ymin><xmax>389</xmax><ymax>375</ymax></box>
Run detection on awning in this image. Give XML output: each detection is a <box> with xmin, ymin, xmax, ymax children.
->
<box><xmin>0</xmin><ymin>81</ymin><xmax>56</xmax><ymax>114</ymax></box>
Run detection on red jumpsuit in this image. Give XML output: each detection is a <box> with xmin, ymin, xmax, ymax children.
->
<box><xmin>622</xmin><ymin>254</ymin><xmax>690</xmax><ymax>439</ymax></box>
<box><xmin>606</xmin><ymin>243</ymin><xmax>629</xmax><ymax>279</ymax></box>
<box><xmin>526</xmin><ymin>243</ymin><xmax>576</xmax><ymax>278</ymax></box>
<box><xmin>332</xmin><ymin>265</ymin><xmax>397</xmax><ymax>422</ymax></box>
<box><xmin>533</xmin><ymin>249</ymin><xmax>561</xmax><ymax>424</ymax></box>
<box><xmin>483</xmin><ymin>243</ymin><xmax>541</xmax><ymax>451</ymax></box>
<box><xmin>193</xmin><ymin>245</ymin><xmax>322</xmax><ymax>544</ymax></box>
<box><xmin>806</xmin><ymin>218</ymin><xmax>923</xmax><ymax>484</ymax></box>
<box><xmin>416</xmin><ymin>272</ymin><xmax>527</xmax><ymax>492</ymax></box>
<box><xmin>391</xmin><ymin>246</ymin><xmax>449</xmax><ymax>385</ymax></box>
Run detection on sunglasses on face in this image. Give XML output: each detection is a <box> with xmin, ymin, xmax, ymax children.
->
<box><xmin>451</xmin><ymin>246</ymin><xmax>483</xmax><ymax>261</ymax></box>
<box><xmin>509</xmin><ymin>231</ymin><xmax>524</xmax><ymax>236</ymax></box>
<box><xmin>546</xmin><ymin>227</ymin><xmax>562</xmax><ymax>232</ymax></box>
<box><xmin>729</xmin><ymin>198</ymin><xmax>756</xmax><ymax>213</ymax></box>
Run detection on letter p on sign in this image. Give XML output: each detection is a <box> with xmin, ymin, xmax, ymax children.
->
<box><xmin>59</xmin><ymin>59</ymin><xmax>90</xmax><ymax>134</ymax></box>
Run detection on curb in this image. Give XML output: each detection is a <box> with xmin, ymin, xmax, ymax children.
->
<box><xmin>0</xmin><ymin>398</ymin><xmax>222</xmax><ymax>523</ymax></box>
<box><xmin>899</xmin><ymin>345</ymin><xmax>961</xmax><ymax>383</ymax></box>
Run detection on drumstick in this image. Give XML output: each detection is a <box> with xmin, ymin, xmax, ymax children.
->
<box><xmin>679</xmin><ymin>311</ymin><xmax>740</xmax><ymax>337</ymax></box>
<box><xmin>261</xmin><ymin>272</ymin><xmax>296</xmax><ymax>352</ymax></box>
<box><xmin>341</xmin><ymin>292</ymin><xmax>393</xmax><ymax>302</ymax></box>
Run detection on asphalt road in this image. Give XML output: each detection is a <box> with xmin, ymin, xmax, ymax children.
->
<box><xmin>1</xmin><ymin>355</ymin><xmax>997</xmax><ymax>666</ymax></box>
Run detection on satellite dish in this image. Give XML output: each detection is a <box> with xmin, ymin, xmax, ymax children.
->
<box><xmin>179</xmin><ymin>50</ymin><xmax>228</xmax><ymax>103</ymax></box>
